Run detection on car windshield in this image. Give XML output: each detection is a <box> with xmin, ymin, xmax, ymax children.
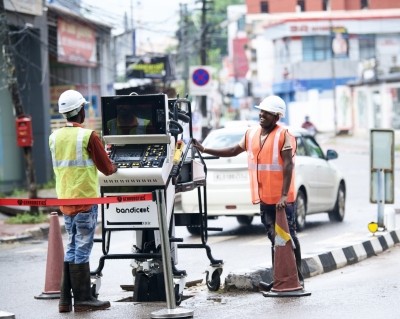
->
<box><xmin>203</xmin><ymin>130</ymin><xmax>246</xmax><ymax>148</ymax></box>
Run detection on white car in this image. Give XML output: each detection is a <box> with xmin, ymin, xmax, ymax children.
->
<box><xmin>180</xmin><ymin>125</ymin><xmax>346</xmax><ymax>234</ymax></box>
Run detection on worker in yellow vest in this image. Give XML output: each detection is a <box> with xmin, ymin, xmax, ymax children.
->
<box><xmin>49</xmin><ymin>90</ymin><xmax>117</xmax><ymax>313</ymax></box>
<box><xmin>193</xmin><ymin>95</ymin><xmax>304</xmax><ymax>291</ymax></box>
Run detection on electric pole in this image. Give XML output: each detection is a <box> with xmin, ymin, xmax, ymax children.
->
<box><xmin>199</xmin><ymin>0</ymin><xmax>212</xmax><ymax>139</ymax></box>
<box><xmin>179</xmin><ymin>3</ymin><xmax>189</xmax><ymax>95</ymax></box>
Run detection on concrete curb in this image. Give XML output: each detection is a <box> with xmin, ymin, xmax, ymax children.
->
<box><xmin>0</xmin><ymin>311</ymin><xmax>15</xmax><ymax>319</ymax></box>
<box><xmin>0</xmin><ymin>223</ymin><xmax>66</xmax><ymax>244</ymax></box>
<box><xmin>224</xmin><ymin>229</ymin><xmax>400</xmax><ymax>291</ymax></box>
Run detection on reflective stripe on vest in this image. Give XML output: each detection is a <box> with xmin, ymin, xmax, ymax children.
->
<box><xmin>49</xmin><ymin>128</ymin><xmax>94</xmax><ymax>168</ymax></box>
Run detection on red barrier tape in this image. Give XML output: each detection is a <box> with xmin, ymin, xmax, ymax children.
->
<box><xmin>0</xmin><ymin>193</ymin><xmax>153</xmax><ymax>207</ymax></box>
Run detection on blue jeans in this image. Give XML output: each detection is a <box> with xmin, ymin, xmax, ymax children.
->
<box><xmin>64</xmin><ymin>205</ymin><xmax>98</xmax><ymax>264</ymax></box>
<box><xmin>260</xmin><ymin>202</ymin><xmax>298</xmax><ymax>246</ymax></box>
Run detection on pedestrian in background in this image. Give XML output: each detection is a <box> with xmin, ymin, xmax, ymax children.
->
<box><xmin>193</xmin><ymin>95</ymin><xmax>304</xmax><ymax>291</ymax></box>
<box><xmin>49</xmin><ymin>90</ymin><xmax>117</xmax><ymax>313</ymax></box>
<box><xmin>301</xmin><ymin>115</ymin><xmax>318</xmax><ymax>137</ymax></box>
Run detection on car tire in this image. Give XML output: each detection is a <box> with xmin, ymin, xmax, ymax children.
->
<box><xmin>295</xmin><ymin>189</ymin><xmax>307</xmax><ymax>232</ymax></box>
<box><xmin>328</xmin><ymin>184</ymin><xmax>346</xmax><ymax>222</ymax></box>
<box><xmin>236</xmin><ymin>215</ymin><xmax>253</xmax><ymax>225</ymax></box>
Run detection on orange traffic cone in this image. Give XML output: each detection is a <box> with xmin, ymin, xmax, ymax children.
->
<box><xmin>35</xmin><ymin>212</ymin><xmax>64</xmax><ymax>300</ymax></box>
<box><xmin>263</xmin><ymin>207</ymin><xmax>311</xmax><ymax>297</ymax></box>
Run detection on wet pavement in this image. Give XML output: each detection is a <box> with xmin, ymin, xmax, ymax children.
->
<box><xmin>0</xmin><ymin>132</ymin><xmax>399</xmax><ymax>318</ymax></box>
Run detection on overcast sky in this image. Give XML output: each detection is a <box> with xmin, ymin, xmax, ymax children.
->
<box><xmin>82</xmin><ymin>0</ymin><xmax>188</xmax><ymax>41</ymax></box>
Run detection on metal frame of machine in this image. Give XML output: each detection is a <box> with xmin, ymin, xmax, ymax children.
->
<box><xmin>91</xmin><ymin>93</ymin><xmax>223</xmax><ymax>306</ymax></box>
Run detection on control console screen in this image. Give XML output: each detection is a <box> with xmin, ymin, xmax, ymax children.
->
<box><xmin>101</xmin><ymin>94</ymin><xmax>168</xmax><ymax>137</ymax></box>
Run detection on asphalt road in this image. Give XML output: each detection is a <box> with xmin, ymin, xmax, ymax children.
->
<box><xmin>0</xmin><ymin>133</ymin><xmax>399</xmax><ymax>318</ymax></box>
<box><xmin>0</xmin><ymin>238</ymin><xmax>398</xmax><ymax>319</ymax></box>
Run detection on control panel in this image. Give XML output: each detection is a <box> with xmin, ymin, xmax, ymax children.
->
<box><xmin>108</xmin><ymin>144</ymin><xmax>167</xmax><ymax>169</ymax></box>
<box><xmin>99</xmin><ymin>141</ymin><xmax>174</xmax><ymax>187</ymax></box>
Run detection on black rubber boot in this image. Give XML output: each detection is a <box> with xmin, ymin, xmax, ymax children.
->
<box><xmin>259</xmin><ymin>246</ymin><xmax>275</xmax><ymax>292</ymax></box>
<box><xmin>59</xmin><ymin>262</ymin><xmax>72</xmax><ymax>313</ymax></box>
<box><xmin>70</xmin><ymin>262</ymin><xmax>110</xmax><ymax>312</ymax></box>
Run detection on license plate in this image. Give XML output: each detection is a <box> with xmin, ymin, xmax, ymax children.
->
<box><xmin>212</xmin><ymin>171</ymin><xmax>248</xmax><ymax>182</ymax></box>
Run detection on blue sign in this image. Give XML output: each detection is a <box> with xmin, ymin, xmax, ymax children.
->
<box><xmin>192</xmin><ymin>68</ymin><xmax>210</xmax><ymax>86</ymax></box>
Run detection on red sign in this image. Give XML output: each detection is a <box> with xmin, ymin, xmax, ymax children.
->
<box><xmin>57</xmin><ymin>18</ymin><xmax>97</xmax><ymax>67</ymax></box>
<box><xmin>233</xmin><ymin>38</ymin><xmax>249</xmax><ymax>79</ymax></box>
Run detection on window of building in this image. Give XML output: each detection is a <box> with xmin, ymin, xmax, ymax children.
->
<box><xmin>302</xmin><ymin>36</ymin><xmax>332</xmax><ymax>61</ymax></box>
<box><xmin>359</xmin><ymin>34</ymin><xmax>375</xmax><ymax>60</ymax></box>
<box><xmin>297</xmin><ymin>0</ymin><xmax>305</xmax><ymax>12</ymax></box>
<box><xmin>322</xmin><ymin>0</ymin><xmax>330</xmax><ymax>11</ymax></box>
<box><xmin>260</xmin><ymin>1</ymin><xmax>269</xmax><ymax>13</ymax></box>
<box><xmin>361</xmin><ymin>0</ymin><xmax>369</xmax><ymax>9</ymax></box>
<box><xmin>237</xmin><ymin>15</ymin><xmax>245</xmax><ymax>31</ymax></box>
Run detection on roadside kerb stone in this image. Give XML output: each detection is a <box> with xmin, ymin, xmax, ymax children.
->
<box><xmin>224</xmin><ymin>230</ymin><xmax>400</xmax><ymax>291</ymax></box>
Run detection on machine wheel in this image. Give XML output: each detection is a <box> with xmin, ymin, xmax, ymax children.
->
<box><xmin>186</xmin><ymin>225</ymin><xmax>201</xmax><ymax>236</ymax></box>
<box><xmin>206</xmin><ymin>269</ymin><xmax>221</xmax><ymax>292</ymax></box>
<box><xmin>295</xmin><ymin>189</ymin><xmax>307</xmax><ymax>232</ymax></box>
<box><xmin>236</xmin><ymin>215</ymin><xmax>253</xmax><ymax>225</ymax></box>
<box><xmin>328</xmin><ymin>184</ymin><xmax>346</xmax><ymax>222</ymax></box>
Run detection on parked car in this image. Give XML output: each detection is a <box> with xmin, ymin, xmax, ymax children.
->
<box><xmin>180</xmin><ymin>125</ymin><xmax>346</xmax><ymax>234</ymax></box>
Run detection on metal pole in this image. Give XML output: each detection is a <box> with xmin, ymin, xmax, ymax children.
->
<box><xmin>156</xmin><ymin>189</ymin><xmax>175</xmax><ymax>309</ymax></box>
<box><xmin>151</xmin><ymin>189</ymin><xmax>193</xmax><ymax>318</ymax></box>
<box><xmin>200</xmin><ymin>0</ymin><xmax>208</xmax><ymax>140</ymax></box>
<box><xmin>377</xmin><ymin>169</ymin><xmax>385</xmax><ymax>228</ymax></box>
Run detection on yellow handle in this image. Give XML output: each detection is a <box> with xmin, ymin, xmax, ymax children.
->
<box><xmin>173</xmin><ymin>140</ymin><xmax>185</xmax><ymax>164</ymax></box>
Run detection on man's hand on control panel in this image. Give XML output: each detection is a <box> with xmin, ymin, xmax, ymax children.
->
<box><xmin>112</xmin><ymin>163</ymin><xmax>118</xmax><ymax>173</ymax></box>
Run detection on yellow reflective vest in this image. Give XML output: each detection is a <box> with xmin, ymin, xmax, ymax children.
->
<box><xmin>245</xmin><ymin>125</ymin><xmax>296</xmax><ymax>204</ymax></box>
<box><xmin>49</xmin><ymin>126</ymin><xmax>99</xmax><ymax>199</ymax></box>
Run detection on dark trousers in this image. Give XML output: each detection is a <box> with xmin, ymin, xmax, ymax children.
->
<box><xmin>260</xmin><ymin>202</ymin><xmax>298</xmax><ymax>246</ymax></box>
<box><xmin>260</xmin><ymin>202</ymin><xmax>304</xmax><ymax>283</ymax></box>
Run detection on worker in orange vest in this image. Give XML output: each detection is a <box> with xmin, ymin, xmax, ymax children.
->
<box><xmin>193</xmin><ymin>95</ymin><xmax>304</xmax><ymax>291</ymax></box>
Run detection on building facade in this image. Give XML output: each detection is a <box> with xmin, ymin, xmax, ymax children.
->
<box><xmin>245</xmin><ymin>0</ymin><xmax>400</xmax><ymax>133</ymax></box>
<box><xmin>0</xmin><ymin>1</ymin><xmax>114</xmax><ymax>193</ymax></box>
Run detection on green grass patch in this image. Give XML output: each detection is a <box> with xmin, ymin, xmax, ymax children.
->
<box><xmin>6</xmin><ymin>212</ymin><xmax>49</xmax><ymax>224</ymax></box>
<box><xmin>40</xmin><ymin>179</ymin><xmax>56</xmax><ymax>189</ymax></box>
<box><xmin>11</xmin><ymin>188</ymin><xmax>26</xmax><ymax>197</ymax></box>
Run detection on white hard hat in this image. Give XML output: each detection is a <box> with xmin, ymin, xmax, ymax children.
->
<box><xmin>255</xmin><ymin>95</ymin><xmax>286</xmax><ymax>118</ymax></box>
<box><xmin>58</xmin><ymin>90</ymin><xmax>88</xmax><ymax>118</ymax></box>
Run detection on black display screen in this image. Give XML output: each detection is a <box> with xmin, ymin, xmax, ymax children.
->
<box><xmin>101</xmin><ymin>94</ymin><xmax>167</xmax><ymax>136</ymax></box>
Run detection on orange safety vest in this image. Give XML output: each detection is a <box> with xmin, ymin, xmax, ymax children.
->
<box><xmin>245</xmin><ymin>125</ymin><xmax>296</xmax><ymax>205</ymax></box>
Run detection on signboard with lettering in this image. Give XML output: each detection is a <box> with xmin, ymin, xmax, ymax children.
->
<box><xmin>331</xmin><ymin>27</ymin><xmax>349</xmax><ymax>59</ymax></box>
<box><xmin>126</xmin><ymin>55</ymin><xmax>174</xmax><ymax>80</ymax></box>
<box><xmin>57</xmin><ymin>18</ymin><xmax>97</xmax><ymax>67</ymax></box>
<box><xmin>103</xmin><ymin>193</ymin><xmax>158</xmax><ymax>229</ymax></box>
